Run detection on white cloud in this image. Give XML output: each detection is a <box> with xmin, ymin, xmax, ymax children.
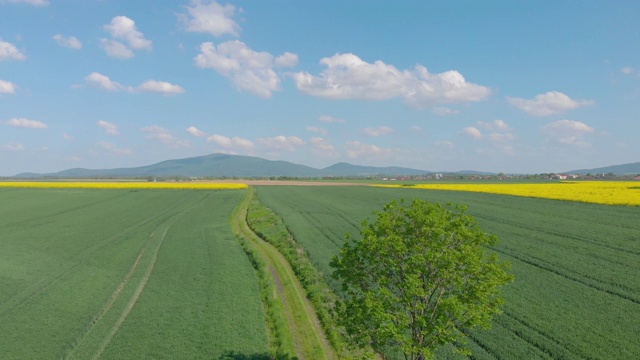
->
<box><xmin>345</xmin><ymin>140</ymin><xmax>395</xmax><ymax>159</ymax></box>
<box><xmin>621</xmin><ymin>67</ymin><xmax>634</xmax><ymax>75</ymax></box>
<box><xmin>541</xmin><ymin>119</ymin><xmax>594</xmax><ymax>146</ymax></box>
<box><xmin>0</xmin><ymin>40</ymin><xmax>26</xmax><ymax>61</ymax></box>
<box><xmin>431</xmin><ymin>107</ymin><xmax>459</xmax><ymax>116</ymax></box>
<box><xmin>136</xmin><ymin>80</ymin><xmax>186</xmax><ymax>94</ymax></box>
<box><xmin>292</xmin><ymin>53</ymin><xmax>490</xmax><ymax>107</ymax></box>
<box><xmin>463</xmin><ymin>120</ymin><xmax>516</xmax><ymax>143</ymax></box>
<box><xmin>180</xmin><ymin>0</ymin><xmax>240</xmax><ymax>37</ymax></box>
<box><xmin>104</xmin><ymin>16</ymin><xmax>152</xmax><ymax>51</ymax></box>
<box><xmin>99</xmin><ymin>39</ymin><xmax>134</xmax><ymax>59</ymax></box>
<box><xmin>318</xmin><ymin>115</ymin><xmax>345</xmax><ymax>123</ymax></box>
<box><xmin>4</xmin><ymin>117</ymin><xmax>47</xmax><ymax>129</ymax></box>
<box><xmin>85</xmin><ymin>72</ymin><xmax>125</xmax><ymax>91</ymax></box>
<box><xmin>2</xmin><ymin>142</ymin><xmax>24</xmax><ymax>151</ymax></box>
<box><xmin>62</xmin><ymin>132</ymin><xmax>74</xmax><ymax>140</ymax></box>
<box><xmin>306</xmin><ymin>126</ymin><xmax>327</xmax><ymax>136</ymax></box>
<box><xmin>310</xmin><ymin>137</ymin><xmax>340</xmax><ymax>158</ymax></box>
<box><xmin>207</xmin><ymin>134</ymin><xmax>254</xmax><ymax>149</ymax></box>
<box><xmin>507</xmin><ymin>91</ymin><xmax>593</xmax><ymax>116</ymax></box>
<box><xmin>97</xmin><ymin>120</ymin><xmax>119</xmax><ymax>135</ymax></box>
<box><xmin>194</xmin><ymin>40</ymin><xmax>298</xmax><ymax>98</ymax></box>
<box><xmin>84</xmin><ymin>72</ymin><xmax>185</xmax><ymax>95</ymax></box>
<box><xmin>258</xmin><ymin>135</ymin><xmax>305</xmax><ymax>151</ymax></box>
<box><xmin>52</xmin><ymin>34</ymin><xmax>82</xmax><ymax>49</ymax></box>
<box><xmin>461</xmin><ymin>126</ymin><xmax>482</xmax><ymax>139</ymax></box>
<box><xmin>364</xmin><ymin>126</ymin><xmax>394</xmax><ymax>137</ymax></box>
<box><xmin>1</xmin><ymin>0</ymin><xmax>48</xmax><ymax>6</ymax></box>
<box><xmin>477</xmin><ymin>119</ymin><xmax>510</xmax><ymax>131</ymax></box>
<box><xmin>186</xmin><ymin>126</ymin><xmax>206</xmax><ymax>137</ymax></box>
<box><xmin>275</xmin><ymin>52</ymin><xmax>299</xmax><ymax>68</ymax></box>
<box><xmin>0</xmin><ymin>79</ymin><xmax>16</xmax><ymax>94</ymax></box>
<box><xmin>99</xmin><ymin>141</ymin><xmax>131</xmax><ymax>155</ymax></box>
<box><xmin>141</xmin><ymin>126</ymin><xmax>191</xmax><ymax>148</ymax></box>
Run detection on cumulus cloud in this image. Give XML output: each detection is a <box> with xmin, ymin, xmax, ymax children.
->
<box><xmin>310</xmin><ymin>137</ymin><xmax>340</xmax><ymax>158</ymax></box>
<box><xmin>318</xmin><ymin>115</ymin><xmax>345</xmax><ymax>123</ymax></box>
<box><xmin>1</xmin><ymin>0</ymin><xmax>48</xmax><ymax>6</ymax></box>
<box><xmin>258</xmin><ymin>135</ymin><xmax>304</xmax><ymax>151</ymax></box>
<box><xmin>345</xmin><ymin>140</ymin><xmax>395</xmax><ymax>159</ymax></box>
<box><xmin>431</xmin><ymin>107</ymin><xmax>460</xmax><ymax>116</ymax></box>
<box><xmin>0</xmin><ymin>79</ymin><xmax>16</xmax><ymax>94</ymax></box>
<box><xmin>462</xmin><ymin>120</ymin><xmax>515</xmax><ymax>142</ymax></box>
<box><xmin>4</xmin><ymin>117</ymin><xmax>47</xmax><ymax>129</ymax></box>
<box><xmin>0</xmin><ymin>40</ymin><xmax>26</xmax><ymax>61</ymax></box>
<box><xmin>364</xmin><ymin>126</ymin><xmax>394</xmax><ymax>137</ymax></box>
<box><xmin>85</xmin><ymin>72</ymin><xmax>125</xmax><ymax>91</ymax></box>
<box><xmin>52</xmin><ymin>34</ymin><xmax>82</xmax><ymax>49</ymax></box>
<box><xmin>461</xmin><ymin>120</ymin><xmax>517</xmax><ymax>156</ymax></box>
<box><xmin>104</xmin><ymin>16</ymin><xmax>152</xmax><ymax>50</ymax></box>
<box><xmin>194</xmin><ymin>40</ymin><xmax>298</xmax><ymax>98</ymax></box>
<box><xmin>507</xmin><ymin>91</ymin><xmax>593</xmax><ymax>116</ymax></box>
<box><xmin>141</xmin><ymin>126</ymin><xmax>191</xmax><ymax>148</ymax></box>
<box><xmin>186</xmin><ymin>126</ymin><xmax>206</xmax><ymax>137</ymax></box>
<box><xmin>292</xmin><ymin>53</ymin><xmax>490</xmax><ymax>108</ymax></box>
<box><xmin>100</xmin><ymin>39</ymin><xmax>134</xmax><ymax>59</ymax></box>
<box><xmin>275</xmin><ymin>52</ymin><xmax>299</xmax><ymax>68</ymax></box>
<box><xmin>541</xmin><ymin>119</ymin><xmax>594</xmax><ymax>146</ymax></box>
<box><xmin>179</xmin><ymin>0</ymin><xmax>240</xmax><ymax>37</ymax></box>
<box><xmin>101</xmin><ymin>16</ymin><xmax>151</xmax><ymax>58</ymax></box>
<box><xmin>84</xmin><ymin>72</ymin><xmax>185</xmax><ymax>95</ymax></box>
<box><xmin>306</xmin><ymin>126</ymin><xmax>327</xmax><ymax>136</ymax></box>
<box><xmin>136</xmin><ymin>80</ymin><xmax>185</xmax><ymax>94</ymax></box>
<box><xmin>461</xmin><ymin>126</ymin><xmax>482</xmax><ymax>139</ymax></box>
<box><xmin>99</xmin><ymin>141</ymin><xmax>131</xmax><ymax>155</ymax></box>
<box><xmin>207</xmin><ymin>134</ymin><xmax>254</xmax><ymax>149</ymax></box>
<box><xmin>2</xmin><ymin>142</ymin><xmax>24</xmax><ymax>151</ymax></box>
<box><xmin>620</xmin><ymin>67</ymin><xmax>634</xmax><ymax>75</ymax></box>
<box><xmin>97</xmin><ymin>120</ymin><xmax>118</xmax><ymax>135</ymax></box>
<box><xmin>62</xmin><ymin>132</ymin><xmax>74</xmax><ymax>140</ymax></box>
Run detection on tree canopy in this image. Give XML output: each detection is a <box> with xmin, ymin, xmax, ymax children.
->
<box><xmin>330</xmin><ymin>199</ymin><xmax>513</xmax><ymax>360</ymax></box>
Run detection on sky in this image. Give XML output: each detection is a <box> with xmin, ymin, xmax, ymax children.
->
<box><xmin>1</xmin><ymin>0</ymin><xmax>639</xmax><ymax>176</ymax></box>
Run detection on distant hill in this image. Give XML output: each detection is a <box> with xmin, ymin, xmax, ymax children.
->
<box><xmin>14</xmin><ymin>153</ymin><xmax>432</xmax><ymax>178</ymax></box>
<box><xmin>568</xmin><ymin>162</ymin><xmax>640</xmax><ymax>175</ymax></box>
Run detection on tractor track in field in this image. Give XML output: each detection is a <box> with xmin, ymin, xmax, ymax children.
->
<box><xmin>62</xmin><ymin>194</ymin><xmax>211</xmax><ymax>360</ymax></box>
<box><xmin>0</xmin><ymin>195</ymin><xmax>195</xmax><ymax>322</ymax></box>
<box><xmin>232</xmin><ymin>189</ymin><xmax>336</xmax><ymax>360</ymax></box>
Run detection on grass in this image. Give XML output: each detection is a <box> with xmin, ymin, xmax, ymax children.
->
<box><xmin>232</xmin><ymin>188</ymin><xmax>336</xmax><ymax>359</ymax></box>
<box><xmin>0</xmin><ymin>188</ymin><xmax>269</xmax><ymax>359</ymax></box>
<box><xmin>254</xmin><ymin>185</ymin><xmax>640</xmax><ymax>359</ymax></box>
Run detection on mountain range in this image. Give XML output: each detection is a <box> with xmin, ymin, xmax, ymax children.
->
<box><xmin>14</xmin><ymin>153</ymin><xmax>436</xmax><ymax>178</ymax></box>
<box><xmin>568</xmin><ymin>162</ymin><xmax>640</xmax><ymax>175</ymax></box>
<box><xmin>12</xmin><ymin>153</ymin><xmax>640</xmax><ymax>178</ymax></box>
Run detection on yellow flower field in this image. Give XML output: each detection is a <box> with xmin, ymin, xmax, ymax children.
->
<box><xmin>0</xmin><ymin>181</ymin><xmax>248</xmax><ymax>190</ymax></box>
<box><xmin>375</xmin><ymin>181</ymin><xmax>640</xmax><ymax>206</ymax></box>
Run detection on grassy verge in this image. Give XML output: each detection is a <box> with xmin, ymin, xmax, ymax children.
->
<box><xmin>247</xmin><ymin>191</ymin><xmax>369</xmax><ymax>359</ymax></box>
<box><xmin>232</xmin><ymin>188</ymin><xmax>335</xmax><ymax>359</ymax></box>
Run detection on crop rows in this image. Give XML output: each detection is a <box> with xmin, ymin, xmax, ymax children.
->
<box><xmin>255</xmin><ymin>185</ymin><xmax>640</xmax><ymax>359</ymax></box>
<box><xmin>0</xmin><ymin>188</ymin><xmax>268</xmax><ymax>359</ymax></box>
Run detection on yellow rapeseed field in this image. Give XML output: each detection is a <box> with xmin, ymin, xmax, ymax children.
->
<box><xmin>375</xmin><ymin>181</ymin><xmax>640</xmax><ymax>206</ymax></box>
<box><xmin>0</xmin><ymin>181</ymin><xmax>248</xmax><ymax>190</ymax></box>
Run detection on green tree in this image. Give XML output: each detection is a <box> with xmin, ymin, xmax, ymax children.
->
<box><xmin>330</xmin><ymin>199</ymin><xmax>513</xmax><ymax>360</ymax></box>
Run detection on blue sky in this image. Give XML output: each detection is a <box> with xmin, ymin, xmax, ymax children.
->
<box><xmin>1</xmin><ymin>0</ymin><xmax>639</xmax><ymax>176</ymax></box>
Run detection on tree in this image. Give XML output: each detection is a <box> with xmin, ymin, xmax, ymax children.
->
<box><xmin>330</xmin><ymin>199</ymin><xmax>513</xmax><ymax>360</ymax></box>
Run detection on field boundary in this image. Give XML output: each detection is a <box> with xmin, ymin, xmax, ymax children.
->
<box><xmin>231</xmin><ymin>188</ymin><xmax>336</xmax><ymax>360</ymax></box>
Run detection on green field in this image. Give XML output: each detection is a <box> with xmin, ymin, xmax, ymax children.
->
<box><xmin>254</xmin><ymin>186</ymin><xmax>640</xmax><ymax>359</ymax></box>
<box><xmin>0</xmin><ymin>188</ymin><xmax>269</xmax><ymax>359</ymax></box>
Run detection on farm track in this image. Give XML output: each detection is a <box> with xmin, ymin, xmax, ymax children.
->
<box><xmin>64</xmin><ymin>194</ymin><xmax>211</xmax><ymax>360</ymax></box>
<box><xmin>0</xmin><ymin>195</ymin><xmax>194</xmax><ymax>321</ymax></box>
<box><xmin>232</xmin><ymin>189</ymin><xmax>336</xmax><ymax>360</ymax></box>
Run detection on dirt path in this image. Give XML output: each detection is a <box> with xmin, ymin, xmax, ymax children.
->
<box><xmin>232</xmin><ymin>189</ymin><xmax>337</xmax><ymax>360</ymax></box>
